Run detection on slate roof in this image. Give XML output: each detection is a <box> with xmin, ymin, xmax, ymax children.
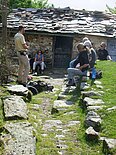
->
<box><xmin>4</xmin><ymin>7</ymin><xmax>116</xmax><ymax>37</ymax></box>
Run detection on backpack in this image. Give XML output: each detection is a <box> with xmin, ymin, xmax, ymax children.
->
<box><xmin>96</xmin><ymin>70</ymin><xmax>102</xmax><ymax>79</ymax></box>
<box><xmin>90</xmin><ymin>70</ymin><xmax>102</xmax><ymax>79</ymax></box>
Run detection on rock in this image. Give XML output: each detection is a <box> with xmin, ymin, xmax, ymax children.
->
<box><xmin>7</xmin><ymin>85</ymin><xmax>28</xmax><ymax>96</ymax></box>
<box><xmin>43</xmin><ymin>120</ymin><xmax>62</xmax><ymax>131</ymax></box>
<box><xmin>81</xmin><ymin>91</ymin><xmax>102</xmax><ymax>99</ymax></box>
<box><xmin>1</xmin><ymin>122</ymin><xmax>36</xmax><ymax>155</ymax></box>
<box><xmin>85</xmin><ymin>126</ymin><xmax>99</xmax><ymax>141</ymax></box>
<box><xmin>94</xmin><ymin>81</ymin><xmax>102</xmax><ymax>85</ymax></box>
<box><xmin>85</xmin><ymin>111</ymin><xmax>101</xmax><ymax>131</ymax></box>
<box><xmin>87</xmin><ymin>105</ymin><xmax>104</xmax><ymax>111</ymax></box>
<box><xmin>96</xmin><ymin>85</ymin><xmax>103</xmax><ymax>89</ymax></box>
<box><xmin>2</xmin><ymin>96</ymin><xmax>28</xmax><ymax>119</ymax></box>
<box><xmin>53</xmin><ymin>100</ymin><xmax>74</xmax><ymax>108</ymax></box>
<box><xmin>107</xmin><ymin>106</ymin><xmax>116</xmax><ymax>111</ymax></box>
<box><xmin>67</xmin><ymin>121</ymin><xmax>80</xmax><ymax>127</ymax></box>
<box><xmin>52</xmin><ymin>100</ymin><xmax>74</xmax><ymax>113</ymax></box>
<box><xmin>63</xmin><ymin>111</ymin><xmax>76</xmax><ymax>115</ymax></box>
<box><xmin>58</xmin><ymin>93</ymin><xmax>67</xmax><ymax>100</ymax></box>
<box><xmin>83</xmin><ymin>97</ymin><xmax>105</xmax><ymax>107</ymax></box>
<box><xmin>103</xmin><ymin>138</ymin><xmax>116</xmax><ymax>155</ymax></box>
<box><xmin>80</xmin><ymin>82</ymin><xmax>90</xmax><ymax>90</ymax></box>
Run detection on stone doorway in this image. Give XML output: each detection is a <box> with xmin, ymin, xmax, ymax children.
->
<box><xmin>53</xmin><ymin>36</ymin><xmax>73</xmax><ymax>68</ymax></box>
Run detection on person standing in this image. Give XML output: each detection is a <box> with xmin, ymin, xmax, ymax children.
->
<box><xmin>14</xmin><ymin>25</ymin><xmax>30</xmax><ymax>86</ymax></box>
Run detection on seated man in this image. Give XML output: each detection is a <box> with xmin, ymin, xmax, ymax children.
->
<box><xmin>33</xmin><ymin>50</ymin><xmax>45</xmax><ymax>74</ymax></box>
<box><xmin>69</xmin><ymin>37</ymin><xmax>92</xmax><ymax>68</ymax></box>
<box><xmin>97</xmin><ymin>42</ymin><xmax>112</xmax><ymax>60</ymax></box>
<box><xmin>67</xmin><ymin>43</ymin><xmax>90</xmax><ymax>86</ymax></box>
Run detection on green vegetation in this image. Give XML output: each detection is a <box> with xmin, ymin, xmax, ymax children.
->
<box><xmin>0</xmin><ymin>61</ymin><xmax>116</xmax><ymax>154</ymax></box>
<box><xmin>9</xmin><ymin>0</ymin><xmax>53</xmax><ymax>9</ymax></box>
<box><xmin>106</xmin><ymin>3</ymin><xmax>116</xmax><ymax>14</ymax></box>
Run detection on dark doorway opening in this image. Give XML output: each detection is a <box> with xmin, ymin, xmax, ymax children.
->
<box><xmin>53</xmin><ymin>36</ymin><xmax>73</xmax><ymax>68</ymax></box>
<box><xmin>107</xmin><ymin>38</ymin><xmax>116</xmax><ymax>61</ymax></box>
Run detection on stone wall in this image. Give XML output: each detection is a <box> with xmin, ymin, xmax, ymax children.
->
<box><xmin>26</xmin><ymin>34</ymin><xmax>53</xmax><ymax>67</ymax></box>
<box><xmin>0</xmin><ymin>32</ymin><xmax>108</xmax><ymax>68</ymax></box>
<box><xmin>7</xmin><ymin>33</ymin><xmax>53</xmax><ymax>67</ymax></box>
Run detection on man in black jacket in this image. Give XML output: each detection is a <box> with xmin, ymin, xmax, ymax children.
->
<box><xmin>67</xmin><ymin>43</ymin><xmax>89</xmax><ymax>86</ymax></box>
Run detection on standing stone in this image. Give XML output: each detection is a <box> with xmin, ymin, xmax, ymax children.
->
<box><xmin>85</xmin><ymin>111</ymin><xmax>101</xmax><ymax>131</ymax></box>
<box><xmin>85</xmin><ymin>126</ymin><xmax>99</xmax><ymax>141</ymax></box>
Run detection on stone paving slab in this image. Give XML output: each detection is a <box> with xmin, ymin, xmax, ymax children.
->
<box><xmin>7</xmin><ymin>85</ymin><xmax>28</xmax><ymax>96</ymax></box>
<box><xmin>53</xmin><ymin>100</ymin><xmax>74</xmax><ymax>108</ymax></box>
<box><xmin>3</xmin><ymin>96</ymin><xmax>28</xmax><ymax>119</ymax></box>
<box><xmin>1</xmin><ymin>122</ymin><xmax>36</xmax><ymax>155</ymax></box>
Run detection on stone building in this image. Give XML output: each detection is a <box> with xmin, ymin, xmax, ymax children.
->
<box><xmin>0</xmin><ymin>7</ymin><xmax>116</xmax><ymax>68</ymax></box>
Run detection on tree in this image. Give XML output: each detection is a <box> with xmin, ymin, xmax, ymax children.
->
<box><xmin>9</xmin><ymin>0</ymin><xmax>53</xmax><ymax>9</ymax></box>
<box><xmin>0</xmin><ymin>0</ymin><xmax>11</xmax><ymax>84</ymax></box>
<box><xmin>9</xmin><ymin>0</ymin><xmax>32</xmax><ymax>9</ymax></box>
<box><xmin>31</xmin><ymin>0</ymin><xmax>52</xmax><ymax>8</ymax></box>
<box><xmin>106</xmin><ymin>3</ymin><xmax>116</xmax><ymax>14</ymax></box>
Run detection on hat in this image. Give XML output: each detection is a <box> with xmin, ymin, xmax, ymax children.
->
<box><xmin>100</xmin><ymin>42</ymin><xmax>106</xmax><ymax>48</ymax></box>
<box><xmin>82</xmin><ymin>37</ymin><xmax>89</xmax><ymax>42</ymax></box>
<box><xmin>84</xmin><ymin>40</ymin><xmax>92</xmax><ymax>48</ymax></box>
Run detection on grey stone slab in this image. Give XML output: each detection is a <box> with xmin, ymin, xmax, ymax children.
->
<box><xmin>1</xmin><ymin>122</ymin><xmax>36</xmax><ymax>155</ymax></box>
<box><xmin>94</xmin><ymin>81</ymin><xmax>102</xmax><ymax>85</ymax></box>
<box><xmin>85</xmin><ymin>126</ymin><xmax>99</xmax><ymax>141</ymax></box>
<box><xmin>103</xmin><ymin>138</ymin><xmax>116</xmax><ymax>155</ymax></box>
<box><xmin>7</xmin><ymin>85</ymin><xmax>28</xmax><ymax>96</ymax></box>
<box><xmin>3</xmin><ymin>96</ymin><xmax>28</xmax><ymax>119</ymax></box>
<box><xmin>83</xmin><ymin>97</ymin><xmax>105</xmax><ymax>107</ymax></box>
<box><xmin>87</xmin><ymin>105</ymin><xmax>104</xmax><ymax>111</ymax></box>
<box><xmin>58</xmin><ymin>93</ymin><xmax>67</xmax><ymax>100</ymax></box>
<box><xmin>85</xmin><ymin>111</ymin><xmax>101</xmax><ymax>131</ymax></box>
<box><xmin>43</xmin><ymin>120</ymin><xmax>62</xmax><ymax>131</ymax></box>
<box><xmin>81</xmin><ymin>91</ymin><xmax>102</xmax><ymax>98</ymax></box>
<box><xmin>67</xmin><ymin>121</ymin><xmax>80</xmax><ymax>127</ymax></box>
<box><xmin>107</xmin><ymin>106</ymin><xmax>116</xmax><ymax>111</ymax></box>
<box><xmin>53</xmin><ymin>100</ymin><xmax>74</xmax><ymax>108</ymax></box>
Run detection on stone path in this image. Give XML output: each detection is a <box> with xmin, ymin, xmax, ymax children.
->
<box><xmin>0</xmin><ymin>70</ymin><xmax>116</xmax><ymax>154</ymax></box>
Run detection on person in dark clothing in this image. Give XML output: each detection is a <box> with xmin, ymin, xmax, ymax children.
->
<box><xmin>97</xmin><ymin>42</ymin><xmax>112</xmax><ymax>60</ymax></box>
<box><xmin>67</xmin><ymin>43</ymin><xmax>89</xmax><ymax>86</ymax></box>
<box><xmin>83</xmin><ymin>40</ymin><xmax>97</xmax><ymax>68</ymax></box>
<box><xmin>69</xmin><ymin>54</ymin><xmax>79</xmax><ymax>68</ymax></box>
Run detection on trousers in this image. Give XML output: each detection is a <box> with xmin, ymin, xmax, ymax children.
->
<box><xmin>33</xmin><ymin>61</ymin><xmax>45</xmax><ymax>71</ymax></box>
<box><xmin>67</xmin><ymin>68</ymin><xmax>87</xmax><ymax>80</ymax></box>
<box><xmin>17</xmin><ymin>52</ymin><xmax>30</xmax><ymax>83</ymax></box>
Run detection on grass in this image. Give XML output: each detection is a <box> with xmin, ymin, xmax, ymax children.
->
<box><xmin>0</xmin><ymin>60</ymin><xmax>116</xmax><ymax>154</ymax></box>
